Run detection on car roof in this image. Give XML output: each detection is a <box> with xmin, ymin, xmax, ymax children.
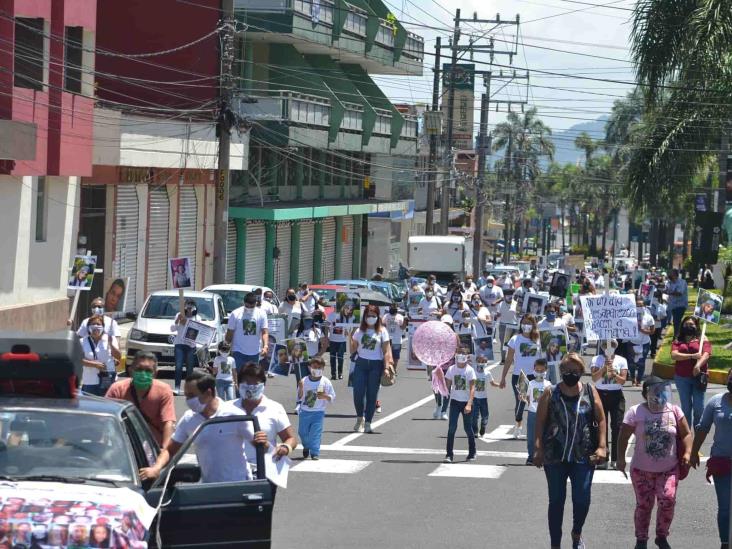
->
<box><xmin>0</xmin><ymin>393</ymin><xmax>128</xmax><ymax>415</ymax></box>
<box><xmin>309</xmin><ymin>284</ymin><xmax>342</xmax><ymax>290</ymax></box>
<box><xmin>148</xmin><ymin>290</ymin><xmax>217</xmax><ymax>299</ymax></box>
<box><xmin>327</xmin><ymin>279</ymin><xmax>369</xmax><ymax>286</ymax></box>
<box><xmin>203</xmin><ymin>284</ymin><xmax>274</xmax><ymax>292</ymax></box>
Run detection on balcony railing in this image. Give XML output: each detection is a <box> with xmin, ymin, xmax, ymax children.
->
<box><xmin>403</xmin><ymin>32</ymin><xmax>424</xmax><ymax>61</ymax></box>
<box><xmin>375</xmin><ymin>19</ymin><xmax>396</xmax><ymax>48</ymax></box>
<box><xmin>340</xmin><ymin>101</ymin><xmax>364</xmax><ymax>132</ymax></box>
<box><xmin>401</xmin><ymin>116</ymin><xmax>418</xmax><ymax>139</ymax></box>
<box><xmin>373</xmin><ymin>108</ymin><xmax>393</xmax><ymax>136</ymax></box>
<box><xmin>343</xmin><ymin>3</ymin><xmax>368</xmax><ymax>37</ymax></box>
<box><xmin>239</xmin><ymin>90</ymin><xmax>331</xmax><ymax>128</ymax></box>
<box><xmin>293</xmin><ymin>0</ymin><xmax>334</xmax><ymax>26</ymax></box>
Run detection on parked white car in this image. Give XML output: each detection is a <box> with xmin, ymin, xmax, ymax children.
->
<box><xmin>126</xmin><ymin>290</ymin><xmax>227</xmax><ymax>366</ymax></box>
<box><xmin>202</xmin><ymin>284</ymin><xmax>280</xmax><ymax>315</ymax></box>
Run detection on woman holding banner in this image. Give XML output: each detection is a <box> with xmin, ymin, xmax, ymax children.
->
<box><xmin>671</xmin><ymin>316</ymin><xmax>711</xmax><ymax>428</ymax></box>
<box><xmin>171</xmin><ymin>299</ymin><xmax>201</xmax><ymax>395</ymax></box>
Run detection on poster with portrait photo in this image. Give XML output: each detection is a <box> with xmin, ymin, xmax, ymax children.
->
<box><xmin>169</xmin><ymin>256</ymin><xmax>193</xmax><ymax>289</ymax></box>
<box><xmin>268</xmin><ymin>343</ymin><xmax>291</xmax><ymax>377</ymax></box>
<box><xmin>474</xmin><ymin>336</ymin><xmax>494</xmax><ymax>361</ymax></box>
<box><xmin>694</xmin><ymin>290</ymin><xmax>722</xmax><ymax>324</ymax></box>
<box><xmin>639</xmin><ymin>283</ymin><xmax>655</xmax><ymax>306</ymax></box>
<box><xmin>335</xmin><ymin>292</ymin><xmax>361</xmax><ymax>327</ymax></box>
<box><xmin>502</xmin><ymin>324</ymin><xmax>518</xmax><ymax>351</ymax></box>
<box><xmin>458</xmin><ymin>333</ymin><xmax>474</xmax><ymax>354</ymax></box>
<box><xmin>68</xmin><ymin>255</ymin><xmax>97</xmax><ymax>291</ymax></box>
<box><xmin>182</xmin><ymin>319</ymin><xmax>216</xmax><ymax>347</ymax></box>
<box><xmin>540</xmin><ymin>328</ymin><xmax>568</xmax><ymax>382</ymax></box>
<box><xmin>103</xmin><ymin>276</ymin><xmax>129</xmax><ymax>314</ymax></box>
<box><xmin>549</xmin><ymin>272</ymin><xmax>570</xmax><ymax>298</ymax></box>
<box><xmin>523</xmin><ymin>293</ymin><xmax>548</xmax><ymax>316</ymax></box>
<box><xmin>286</xmin><ymin>338</ymin><xmax>310</xmax><ymax>380</ymax></box>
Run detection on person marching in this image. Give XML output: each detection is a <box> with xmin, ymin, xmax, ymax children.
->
<box><xmin>472</xmin><ymin>354</ymin><xmax>499</xmax><ymax>437</ymax></box>
<box><xmin>297</xmin><ymin>357</ymin><xmax>336</xmax><ymax>460</ymax></box>
<box><xmin>171</xmin><ymin>299</ymin><xmax>201</xmax><ymax>395</ymax></box>
<box><xmin>80</xmin><ymin>314</ymin><xmax>117</xmax><ymax>396</ymax></box>
<box><xmin>526</xmin><ymin>358</ymin><xmax>551</xmax><ymax>465</ymax></box>
<box><xmin>326</xmin><ymin>301</ymin><xmax>355</xmax><ymax>380</ymax></box>
<box><xmin>382</xmin><ymin>304</ymin><xmax>406</xmax><ymax>373</ymax></box>
<box><xmin>211</xmin><ymin>341</ymin><xmax>237</xmax><ymax>401</ymax></box>
<box><xmin>444</xmin><ymin>345</ymin><xmax>477</xmax><ymax>463</ymax></box>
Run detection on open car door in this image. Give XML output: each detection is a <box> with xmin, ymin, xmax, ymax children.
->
<box><xmin>144</xmin><ymin>416</ymin><xmax>274</xmax><ymax>549</ymax></box>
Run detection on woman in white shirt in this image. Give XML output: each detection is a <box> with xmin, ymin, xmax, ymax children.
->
<box><xmin>350</xmin><ymin>304</ymin><xmax>394</xmax><ymax>433</ymax></box>
<box><xmin>418</xmin><ymin>289</ymin><xmax>442</xmax><ymax>319</ymax></box>
<box><xmin>172</xmin><ymin>299</ymin><xmax>201</xmax><ymax>395</ymax></box>
<box><xmin>499</xmin><ymin>314</ymin><xmax>541</xmax><ymax>438</ymax></box>
<box><xmin>327</xmin><ymin>302</ymin><xmax>356</xmax><ymax>380</ymax></box>
<box><xmin>467</xmin><ymin>294</ymin><xmax>492</xmax><ymax>339</ymax></box>
<box><xmin>443</xmin><ymin>290</ymin><xmax>470</xmax><ymax>324</ymax></box>
<box><xmin>496</xmin><ymin>292</ymin><xmax>517</xmax><ymax>362</ymax></box>
<box><xmin>590</xmin><ymin>338</ymin><xmax>628</xmax><ymax>469</ymax></box>
<box><xmin>80</xmin><ymin>315</ymin><xmax>116</xmax><ymax>396</ymax></box>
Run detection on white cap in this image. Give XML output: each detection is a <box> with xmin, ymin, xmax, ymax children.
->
<box><xmin>440</xmin><ymin>314</ymin><xmax>454</xmax><ymax>325</ymax></box>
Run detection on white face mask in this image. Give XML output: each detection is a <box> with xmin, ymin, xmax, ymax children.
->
<box><xmin>521</xmin><ymin>324</ymin><xmax>532</xmax><ymax>334</ymax></box>
<box><xmin>310</xmin><ymin>368</ymin><xmax>323</xmax><ymax>378</ymax></box>
<box><xmin>534</xmin><ymin>372</ymin><xmax>545</xmax><ymax>381</ymax></box>
<box><xmin>90</xmin><ymin>325</ymin><xmax>104</xmax><ymax>336</ymax></box>
<box><xmin>455</xmin><ymin>354</ymin><xmax>468</xmax><ymax>364</ymax></box>
<box><xmin>603</xmin><ymin>347</ymin><xmax>614</xmax><ymax>358</ymax></box>
<box><xmin>219</xmin><ymin>351</ymin><xmax>229</xmax><ymax>358</ymax></box>
<box><xmin>365</xmin><ymin>316</ymin><xmax>378</xmax><ymax>326</ymax></box>
<box><xmin>186</xmin><ymin>396</ymin><xmax>207</xmax><ymax>414</ymax></box>
<box><xmin>91</xmin><ymin>306</ymin><xmax>104</xmax><ymax>316</ymax></box>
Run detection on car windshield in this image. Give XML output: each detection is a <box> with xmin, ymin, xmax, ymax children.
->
<box><xmin>141</xmin><ymin>296</ymin><xmax>215</xmax><ymax>320</ymax></box>
<box><xmin>0</xmin><ymin>410</ymin><xmax>135</xmax><ymax>483</ymax></box>
<box><xmin>206</xmin><ymin>290</ymin><xmax>246</xmax><ymax>314</ymax></box>
<box><xmin>314</xmin><ymin>288</ymin><xmax>337</xmax><ymax>303</ymax></box>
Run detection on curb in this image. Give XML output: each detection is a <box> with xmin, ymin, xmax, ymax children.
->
<box><xmin>652</xmin><ymin>360</ymin><xmax>729</xmax><ymax>386</ymax></box>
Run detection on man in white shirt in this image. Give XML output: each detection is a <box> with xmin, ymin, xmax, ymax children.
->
<box><xmin>140</xmin><ymin>370</ymin><xmax>253</xmax><ymax>483</ymax></box>
<box><xmin>226</xmin><ymin>292</ymin><xmax>269</xmax><ymax>374</ymax></box>
<box><xmin>628</xmin><ymin>298</ymin><xmax>655</xmax><ymax>387</ymax></box>
<box><xmin>298</xmin><ymin>283</ymin><xmax>320</xmax><ymax>328</ymax></box>
<box><xmin>479</xmin><ymin>276</ymin><xmax>504</xmax><ymax>318</ymax></box>
<box><xmin>279</xmin><ymin>288</ymin><xmax>303</xmax><ymax>336</ymax></box>
<box><xmin>77</xmin><ymin>297</ymin><xmax>121</xmax><ymax>360</ymax></box>
<box><xmin>418</xmin><ymin>289</ymin><xmax>442</xmax><ymax>318</ymax></box>
<box><xmin>260</xmin><ymin>289</ymin><xmax>279</xmax><ymax>317</ymax></box>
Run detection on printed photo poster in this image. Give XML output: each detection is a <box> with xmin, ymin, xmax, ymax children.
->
<box><xmin>523</xmin><ymin>293</ymin><xmax>548</xmax><ymax>316</ymax></box>
<box><xmin>502</xmin><ymin>324</ymin><xmax>518</xmax><ymax>351</ymax></box>
<box><xmin>335</xmin><ymin>292</ymin><xmax>361</xmax><ymax>327</ymax></box>
<box><xmin>540</xmin><ymin>327</ymin><xmax>568</xmax><ymax>383</ymax></box>
<box><xmin>474</xmin><ymin>336</ymin><xmax>494</xmax><ymax>361</ymax></box>
<box><xmin>182</xmin><ymin>319</ymin><xmax>216</xmax><ymax>347</ymax></box>
<box><xmin>286</xmin><ymin>338</ymin><xmax>309</xmax><ymax>364</ymax></box>
<box><xmin>407</xmin><ymin>289</ymin><xmax>425</xmax><ymax>319</ymax></box>
<box><xmin>68</xmin><ymin>255</ymin><xmax>97</xmax><ymax>291</ymax></box>
<box><xmin>517</xmin><ymin>339</ymin><xmax>540</xmax><ymax>362</ymax></box>
<box><xmin>268</xmin><ymin>343</ymin><xmax>291</xmax><ymax>377</ymax></box>
<box><xmin>169</xmin><ymin>257</ymin><xmax>193</xmax><ymax>289</ymax></box>
<box><xmin>0</xmin><ymin>482</ymin><xmax>156</xmax><ymax>548</ymax></box>
<box><xmin>100</xmin><ymin>277</ymin><xmax>128</xmax><ymax>315</ymax></box>
<box><xmin>549</xmin><ymin>272</ymin><xmax>570</xmax><ymax>298</ymax></box>
<box><xmin>458</xmin><ymin>333</ymin><xmax>474</xmax><ymax>354</ymax></box>
<box><xmin>639</xmin><ymin>283</ymin><xmax>656</xmax><ymax>307</ymax></box>
<box><xmin>517</xmin><ymin>370</ymin><xmax>530</xmax><ymax>400</ymax></box>
<box><xmin>267</xmin><ymin>313</ymin><xmax>288</xmax><ymax>344</ymax></box>
<box><xmin>567</xmin><ymin>330</ymin><xmax>582</xmax><ymax>353</ymax></box>
<box><xmin>694</xmin><ymin>290</ymin><xmax>722</xmax><ymax>324</ymax></box>
<box><xmin>406</xmin><ymin>320</ymin><xmax>427</xmax><ymax>370</ymax></box>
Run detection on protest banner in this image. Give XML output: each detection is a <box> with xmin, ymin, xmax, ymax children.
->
<box><xmin>579</xmin><ymin>294</ymin><xmax>639</xmax><ymax>341</ymax></box>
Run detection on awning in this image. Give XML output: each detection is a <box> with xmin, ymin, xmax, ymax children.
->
<box><xmin>368</xmin><ymin>199</ymin><xmax>414</xmax><ymax>220</ymax></box>
<box><xmin>229</xmin><ymin>199</ymin><xmax>411</xmax><ymax>221</ymax></box>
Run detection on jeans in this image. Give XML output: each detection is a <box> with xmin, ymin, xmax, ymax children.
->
<box><xmin>631</xmin><ymin>467</ymin><xmax>678</xmax><ymax>541</ymax></box>
<box><xmin>598</xmin><ymin>389</ymin><xmax>625</xmax><ymax>462</ymax></box>
<box><xmin>392</xmin><ymin>345</ymin><xmax>401</xmax><ymax>365</ymax></box>
<box><xmin>628</xmin><ymin>344</ymin><xmax>649</xmax><ymax>384</ymax></box>
<box><xmin>511</xmin><ymin>373</ymin><xmax>535</xmax><ymax>423</ymax></box>
<box><xmin>298</xmin><ymin>410</ymin><xmax>325</xmax><ymax>457</ymax></box>
<box><xmin>498</xmin><ymin>323</ymin><xmax>507</xmax><ymax>362</ymax></box>
<box><xmin>713</xmin><ymin>473</ymin><xmax>731</xmax><ymax>544</ymax></box>
<box><xmin>526</xmin><ymin>411</ymin><xmax>537</xmax><ymax>460</ymax></box>
<box><xmin>674</xmin><ymin>375</ymin><xmax>705</xmax><ymax>429</ymax></box>
<box><xmin>471</xmin><ymin>397</ymin><xmax>489</xmax><ymax>434</ymax></box>
<box><xmin>544</xmin><ymin>462</ymin><xmax>595</xmax><ymax>547</ymax></box>
<box><xmin>671</xmin><ymin>306</ymin><xmax>686</xmax><ymax>339</ymax></box>
<box><xmin>174</xmin><ymin>344</ymin><xmax>199</xmax><ymax>389</ymax></box>
<box><xmin>82</xmin><ymin>384</ymin><xmax>102</xmax><ymax>396</ymax></box>
<box><xmin>233</xmin><ymin>351</ymin><xmax>260</xmax><ymax>375</ymax></box>
<box><xmin>216</xmin><ymin>378</ymin><xmax>235</xmax><ymax>401</ymax></box>
<box><xmin>329</xmin><ymin>341</ymin><xmax>346</xmax><ymax>377</ymax></box>
<box><xmin>446</xmin><ymin>399</ymin><xmax>476</xmax><ymax>458</ymax></box>
<box><xmin>434</xmin><ymin>391</ymin><xmax>450</xmax><ymax>413</ymax></box>
<box><xmin>352</xmin><ymin>358</ymin><xmax>383</xmax><ymax>422</ymax></box>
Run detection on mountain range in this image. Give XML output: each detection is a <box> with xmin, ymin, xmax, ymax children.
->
<box><xmin>550</xmin><ymin>115</ymin><xmax>609</xmax><ymax>166</ymax></box>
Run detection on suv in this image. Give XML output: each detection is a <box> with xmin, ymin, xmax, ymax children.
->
<box><xmin>0</xmin><ymin>331</ymin><xmax>275</xmax><ymax>548</ymax></box>
<box><xmin>126</xmin><ymin>290</ymin><xmax>227</xmax><ymax>365</ymax></box>
<box><xmin>203</xmin><ymin>284</ymin><xmax>280</xmax><ymax>315</ymax></box>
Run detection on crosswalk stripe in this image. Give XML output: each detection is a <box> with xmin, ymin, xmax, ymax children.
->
<box><xmin>587</xmin><ymin>470</ymin><xmax>631</xmax><ymax>484</ymax></box>
<box><xmin>319</xmin><ymin>443</ymin><xmax>526</xmax><ymax>459</ymax></box>
<box><xmin>480</xmin><ymin>424</ymin><xmax>517</xmax><ymax>443</ymax></box>
<box><xmin>429</xmin><ymin>464</ymin><xmax>507</xmax><ymax>479</ymax></box>
<box><xmin>291</xmin><ymin>459</ymin><xmax>372</xmax><ymax>474</ymax></box>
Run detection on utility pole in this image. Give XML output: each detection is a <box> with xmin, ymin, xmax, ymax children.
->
<box><xmin>213</xmin><ymin>0</ymin><xmax>235</xmax><ymax>283</ymax></box>
<box><xmin>425</xmin><ymin>37</ymin><xmax>441</xmax><ymax>236</ymax></box>
<box><xmin>473</xmin><ymin>85</ymin><xmax>489</xmax><ymax>275</ymax></box>
<box><xmin>502</xmin><ymin>132</ymin><xmax>513</xmax><ymax>265</ymax></box>
<box><xmin>440</xmin><ymin>8</ymin><xmax>461</xmax><ymax>235</ymax></box>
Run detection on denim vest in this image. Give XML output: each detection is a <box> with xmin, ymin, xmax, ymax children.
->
<box><xmin>543</xmin><ymin>383</ymin><xmax>597</xmax><ymax>464</ymax></box>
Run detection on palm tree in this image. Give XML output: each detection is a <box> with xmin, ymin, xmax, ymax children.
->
<box><xmin>574</xmin><ymin>132</ymin><xmax>598</xmax><ymax>167</ymax></box>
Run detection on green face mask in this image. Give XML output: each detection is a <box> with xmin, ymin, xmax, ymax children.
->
<box><xmin>132</xmin><ymin>370</ymin><xmax>154</xmax><ymax>391</ymax></box>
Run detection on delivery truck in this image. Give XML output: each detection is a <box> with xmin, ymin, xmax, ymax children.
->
<box><xmin>407</xmin><ymin>235</ymin><xmax>473</xmax><ymax>285</ymax></box>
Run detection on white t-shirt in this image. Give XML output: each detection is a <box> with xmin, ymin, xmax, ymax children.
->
<box><xmin>479</xmin><ymin>285</ymin><xmax>504</xmax><ymax>314</ymax></box>
<box><xmin>298</xmin><ymin>291</ymin><xmax>320</xmax><ymax>316</ymax></box>
<box><xmin>353</xmin><ymin>327</ymin><xmax>390</xmax><ymax>360</ymax></box>
<box><xmin>499</xmin><ymin>277</ymin><xmax>514</xmax><ymax>291</ymax></box>
<box><xmin>227</xmin><ymin>306</ymin><xmax>268</xmax><ymax>355</ymax></box>
<box><xmin>630</xmin><ymin>308</ymin><xmax>655</xmax><ymax>346</ymax></box>
<box><xmin>298</xmin><ymin>327</ymin><xmax>323</xmax><ymax>357</ymax></box>
<box><xmin>507</xmin><ymin>334</ymin><xmax>540</xmax><ymax>375</ymax></box>
<box><xmin>233</xmin><ymin>395</ymin><xmax>291</xmax><ymax>464</ymax></box>
<box><xmin>326</xmin><ymin>311</ymin><xmax>353</xmax><ymax>343</ymax></box>
<box><xmin>80</xmin><ymin>335</ymin><xmax>115</xmax><ymax>385</ymax></box>
<box><xmin>473</xmin><ymin>362</ymin><xmax>495</xmax><ymax>399</ymax></box>
<box><xmin>445</xmin><ymin>303</ymin><xmax>470</xmax><ymax>324</ymax></box>
<box><xmin>527</xmin><ymin>378</ymin><xmax>552</xmax><ymax>413</ymax></box>
<box><xmin>261</xmin><ymin>301</ymin><xmax>278</xmax><ymax>317</ymax></box>
<box><xmin>172</xmin><ymin>400</ymin><xmax>253</xmax><ymax>483</ymax></box>
<box><xmin>537</xmin><ymin>318</ymin><xmax>568</xmax><ymax>332</ymax></box>
<box><xmin>455</xmin><ymin>321</ymin><xmax>477</xmax><ymax>338</ymax></box>
<box><xmin>171</xmin><ymin>313</ymin><xmax>202</xmax><ymax>347</ymax></box>
<box><xmin>497</xmin><ymin>300</ymin><xmax>518</xmax><ymax>326</ymax></box>
<box><xmin>279</xmin><ymin>301</ymin><xmax>303</xmax><ymax>335</ymax></box>
<box><xmin>300</xmin><ymin>376</ymin><xmax>336</xmax><ymax>412</ymax></box>
<box><xmin>78</xmin><ymin>316</ymin><xmax>121</xmax><ymax>339</ymax></box>
<box><xmin>445</xmin><ymin>364</ymin><xmax>477</xmax><ymax>402</ymax></box>
<box><xmin>213</xmin><ymin>354</ymin><xmax>236</xmax><ymax>381</ymax></box>
<box><xmin>591</xmin><ymin>354</ymin><xmax>628</xmax><ymax>391</ymax></box>
<box><xmin>382</xmin><ymin>313</ymin><xmax>405</xmax><ymax>346</ymax></box>
<box><xmin>418</xmin><ymin>296</ymin><xmax>441</xmax><ymax>318</ymax></box>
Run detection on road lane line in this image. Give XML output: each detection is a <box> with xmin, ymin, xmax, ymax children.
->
<box><xmin>429</xmin><ymin>464</ymin><xmax>507</xmax><ymax>479</ymax></box>
<box><xmin>291</xmin><ymin>459</ymin><xmax>371</xmax><ymax>474</ymax></box>
<box><xmin>320</xmin><ymin>444</ymin><xmax>527</xmax><ymax>459</ymax></box>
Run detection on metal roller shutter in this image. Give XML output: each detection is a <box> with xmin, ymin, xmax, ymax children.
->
<box><xmin>341</xmin><ymin>216</ymin><xmax>354</xmax><ymax>279</ymax></box>
<box><xmin>245</xmin><ymin>223</ymin><xmax>266</xmax><ymax>285</ymax></box>
<box><xmin>226</xmin><ymin>220</ymin><xmax>237</xmax><ymax>283</ymax></box>
<box><xmin>274</xmin><ymin>223</ymin><xmax>291</xmax><ymax>298</ymax></box>
<box><xmin>298</xmin><ymin>221</ymin><xmax>315</xmax><ymax>284</ymax></box>
<box><xmin>178</xmin><ymin>186</ymin><xmax>198</xmax><ymax>287</ymax></box>
<box><xmin>147</xmin><ymin>187</ymin><xmax>170</xmax><ymax>294</ymax></box>
<box><xmin>113</xmin><ymin>185</ymin><xmax>139</xmax><ymax>313</ymax></box>
<box><xmin>322</xmin><ymin>218</ymin><xmax>336</xmax><ymax>282</ymax></box>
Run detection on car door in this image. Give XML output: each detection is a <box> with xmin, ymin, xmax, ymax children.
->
<box><xmin>143</xmin><ymin>416</ymin><xmax>274</xmax><ymax>549</ymax></box>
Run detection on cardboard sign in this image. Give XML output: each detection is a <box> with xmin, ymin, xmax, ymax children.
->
<box><xmin>103</xmin><ymin>276</ymin><xmax>129</xmax><ymax>313</ymax></box>
<box><xmin>523</xmin><ymin>293</ymin><xmax>548</xmax><ymax>316</ymax></box>
<box><xmin>579</xmin><ymin>294</ymin><xmax>639</xmax><ymax>341</ymax></box>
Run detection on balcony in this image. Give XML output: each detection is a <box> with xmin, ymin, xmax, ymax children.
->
<box><xmin>400</xmin><ymin>115</ymin><xmax>417</xmax><ymax>139</ymax></box>
<box><xmin>239</xmin><ymin>90</ymin><xmax>331</xmax><ymax>128</ymax></box>
<box><xmin>343</xmin><ymin>4</ymin><xmax>368</xmax><ymax>37</ymax></box>
<box><xmin>372</xmin><ymin>108</ymin><xmax>392</xmax><ymax>136</ymax></box>
<box><xmin>293</xmin><ymin>0</ymin><xmax>334</xmax><ymax>26</ymax></box>
<box><xmin>403</xmin><ymin>32</ymin><xmax>424</xmax><ymax>62</ymax></box>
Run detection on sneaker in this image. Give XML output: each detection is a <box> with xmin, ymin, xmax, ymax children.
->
<box><xmin>610</xmin><ymin>460</ymin><xmax>617</xmax><ymax>470</ymax></box>
<box><xmin>443</xmin><ymin>455</ymin><xmax>453</xmax><ymax>463</ymax></box>
<box><xmin>479</xmin><ymin>424</ymin><xmax>486</xmax><ymax>437</ymax></box>
<box><xmin>526</xmin><ymin>458</ymin><xmax>534</xmax><ymax>466</ymax></box>
<box><xmin>517</xmin><ymin>426</ymin><xmax>524</xmax><ymax>439</ymax></box>
<box><xmin>571</xmin><ymin>536</ymin><xmax>586</xmax><ymax>549</ymax></box>
<box><xmin>267</xmin><ymin>372</ymin><xmax>275</xmax><ymax>378</ymax></box>
<box><xmin>364</xmin><ymin>422</ymin><xmax>373</xmax><ymax>433</ymax></box>
<box><xmin>311</xmin><ymin>455</ymin><xmax>319</xmax><ymax>461</ymax></box>
<box><xmin>466</xmin><ymin>455</ymin><xmax>476</xmax><ymax>462</ymax></box>
<box><xmin>354</xmin><ymin>418</ymin><xmax>365</xmax><ymax>432</ymax></box>
<box><xmin>634</xmin><ymin>541</ymin><xmax>648</xmax><ymax>549</ymax></box>
<box><xmin>433</xmin><ymin>405</ymin><xmax>441</xmax><ymax>419</ymax></box>
<box><xmin>654</xmin><ymin>538</ymin><xmax>671</xmax><ymax>549</ymax></box>
<box><xmin>302</xmin><ymin>449</ymin><xmax>310</xmax><ymax>459</ymax></box>
<box><xmin>294</xmin><ymin>404</ymin><xmax>301</xmax><ymax>415</ymax></box>
<box><xmin>440</xmin><ymin>412</ymin><xmax>449</xmax><ymax>420</ymax></box>
<box><xmin>338</xmin><ymin>374</ymin><xmax>343</xmax><ymax>380</ymax></box>
<box><xmin>173</xmin><ymin>387</ymin><xmax>180</xmax><ymax>396</ymax></box>
<box><xmin>375</xmin><ymin>400</ymin><xmax>382</xmax><ymax>413</ymax></box>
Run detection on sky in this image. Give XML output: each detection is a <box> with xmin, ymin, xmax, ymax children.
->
<box><xmin>374</xmin><ymin>0</ymin><xmax>637</xmax><ymax>151</ymax></box>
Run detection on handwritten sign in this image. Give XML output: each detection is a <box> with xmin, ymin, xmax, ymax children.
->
<box><xmin>579</xmin><ymin>294</ymin><xmax>638</xmax><ymax>341</ymax></box>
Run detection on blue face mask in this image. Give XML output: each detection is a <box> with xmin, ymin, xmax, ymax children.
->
<box><xmin>559</xmin><ymin>306</ymin><xmax>568</xmax><ymax>314</ymax></box>
<box><xmin>546</xmin><ymin>313</ymin><xmax>556</xmax><ymax>321</ymax></box>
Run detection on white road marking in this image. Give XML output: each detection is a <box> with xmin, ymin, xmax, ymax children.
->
<box><xmin>589</xmin><ymin>470</ymin><xmax>632</xmax><ymax>484</ymax></box>
<box><xmin>479</xmin><ymin>424</ymin><xmax>516</xmax><ymax>443</ymax></box>
<box><xmin>291</xmin><ymin>459</ymin><xmax>372</xmax><ymax>474</ymax></box>
<box><xmin>429</xmin><ymin>463</ymin><xmax>507</xmax><ymax>479</ymax></box>
<box><xmin>319</xmin><ymin>444</ymin><xmax>527</xmax><ymax>459</ymax></box>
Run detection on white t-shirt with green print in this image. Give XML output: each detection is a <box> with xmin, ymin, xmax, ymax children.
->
<box><xmin>353</xmin><ymin>327</ymin><xmax>390</xmax><ymax>361</ymax></box>
<box><xmin>445</xmin><ymin>364</ymin><xmax>477</xmax><ymax>402</ymax></box>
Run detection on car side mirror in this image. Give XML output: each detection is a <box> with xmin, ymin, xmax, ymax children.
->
<box><xmin>169</xmin><ymin>462</ymin><xmax>201</xmax><ymax>485</ymax></box>
<box><xmin>222</xmin><ymin>316</ymin><xmax>229</xmax><ymax>324</ymax></box>
<box><xmin>126</xmin><ymin>312</ymin><xmax>137</xmax><ymax>321</ymax></box>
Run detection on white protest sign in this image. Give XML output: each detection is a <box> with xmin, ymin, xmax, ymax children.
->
<box><xmin>182</xmin><ymin>319</ymin><xmax>217</xmax><ymax>347</ymax></box>
<box><xmin>579</xmin><ymin>294</ymin><xmax>638</xmax><ymax>341</ymax></box>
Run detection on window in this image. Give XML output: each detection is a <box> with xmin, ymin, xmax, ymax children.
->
<box><xmin>64</xmin><ymin>26</ymin><xmax>83</xmax><ymax>93</ymax></box>
<box><xmin>14</xmin><ymin>18</ymin><xmax>45</xmax><ymax>91</ymax></box>
<box><xmin>35</xmin><ymin>177</ymin><xmax>47</xmax><ymax>242</ymax></box>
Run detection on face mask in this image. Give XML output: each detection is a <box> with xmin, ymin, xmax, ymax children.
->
<box><xmin>535</xmin><ymin>372</ymin><xmax>545</xmax><ymax>382</ymax></box>
<box><xmin>310</xmin><ymin>368</ymin><xmax>323</xmax><ymax>378</ymax></box>
<box><xmin>264</xmin><ymin>296</ymin><xmax>273</xmax><ymax>303</ymax></box>
<box><xmin>562</xmin><ymin>372</ymin><xmax>581</xmax><ymax>386</ymax></box>
<box><xmin>647</xmin><ymin>386</ymin><xmax>671</xmax><ymax>412</ymax></box>
<box><xmin>132</xmin><ymin>370</ymin><xmax>154</xmax><ymax>391</ymax></box>
<box><xmin>240</xmin><ymin>382</ymin><xmax>265</xmax><ymax>401</ymax></box>
<box><xmin>92</xmin><ymin>306</ymin><xmax>104</xmax><ymax>316</ymax></box>
<box><xmin>186</xmin><ymin>396</ymin><xmax>207</xmax><ymax>414</ymax></box>
<box><xmin>389</xmin><ymin>308</ymin><xmax>398</xmax><ymax>315</ymax></box>
<box><xmin>559</xmin><ymin>306</ymin><xmax>568</xmax><ymax>314</ymax></box>
<box><xmin>90</xmin><ymin>325</ymin><xmax>104</xmax><ymax>335</ymax></box>
<box><xmin>219</xmin><ymin>351</ymin><xmax>229</xmax><ymax>358</ymax></box>
<box><xmin>365</xmin><ymin>316</ymin><xmax>378</xmax><ymax>326</ymax></box>
<box><xmin>287</xmin><ymin>295</ymin><xmax>296</xmax><ymax>302</ymax></box>
<box><xmin>462</xmin><ymin>318</ymin><xmax>471</xmax><ymax>325</ymax></box>
<box><xmin>425</xmin><ymin>293</ymin><xmax>434</xmax><ymax>299</ymax></box>
<box><xmin>245</xmin><ymin>303</ymin><xmax>256</xmax><ymax>310</ymax></box>
<box><xmin>603</xmin><ymin>347</ymin><xmax>614</xmax><ymax>358</ymax></box>
<box><xmin>682</xmin><ymin>325</ymin><xmax>697</xmax><ymax>337</ymax></box>
<box><xmin>521</xmin><ymin>324</ymin><xmax>532</xmax><ymax>334</ymax></box>
<box><xmin>545</xmin><ymin>313</ymin><xmax>556</xmax><ymax>321</ymax></box>
<box><xmin>487</xmin><ymin>283</ymin><xmax>493</xmax><ymax>288</ymax></box>
<box><xmin>455</xmin><ymin>354</ymin><xmax>467</xmax><ymax>363</ymax></box>
<box><xmin>451</xmin><ymin>296</ymin><xmax>460</xmax><ymax>303</ymax></box>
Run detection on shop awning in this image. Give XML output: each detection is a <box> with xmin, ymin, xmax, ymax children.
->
<box><xmin>229</xmin><ymin>199</ymin><xmax>411</xmax><ymax>221</ymax></box>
